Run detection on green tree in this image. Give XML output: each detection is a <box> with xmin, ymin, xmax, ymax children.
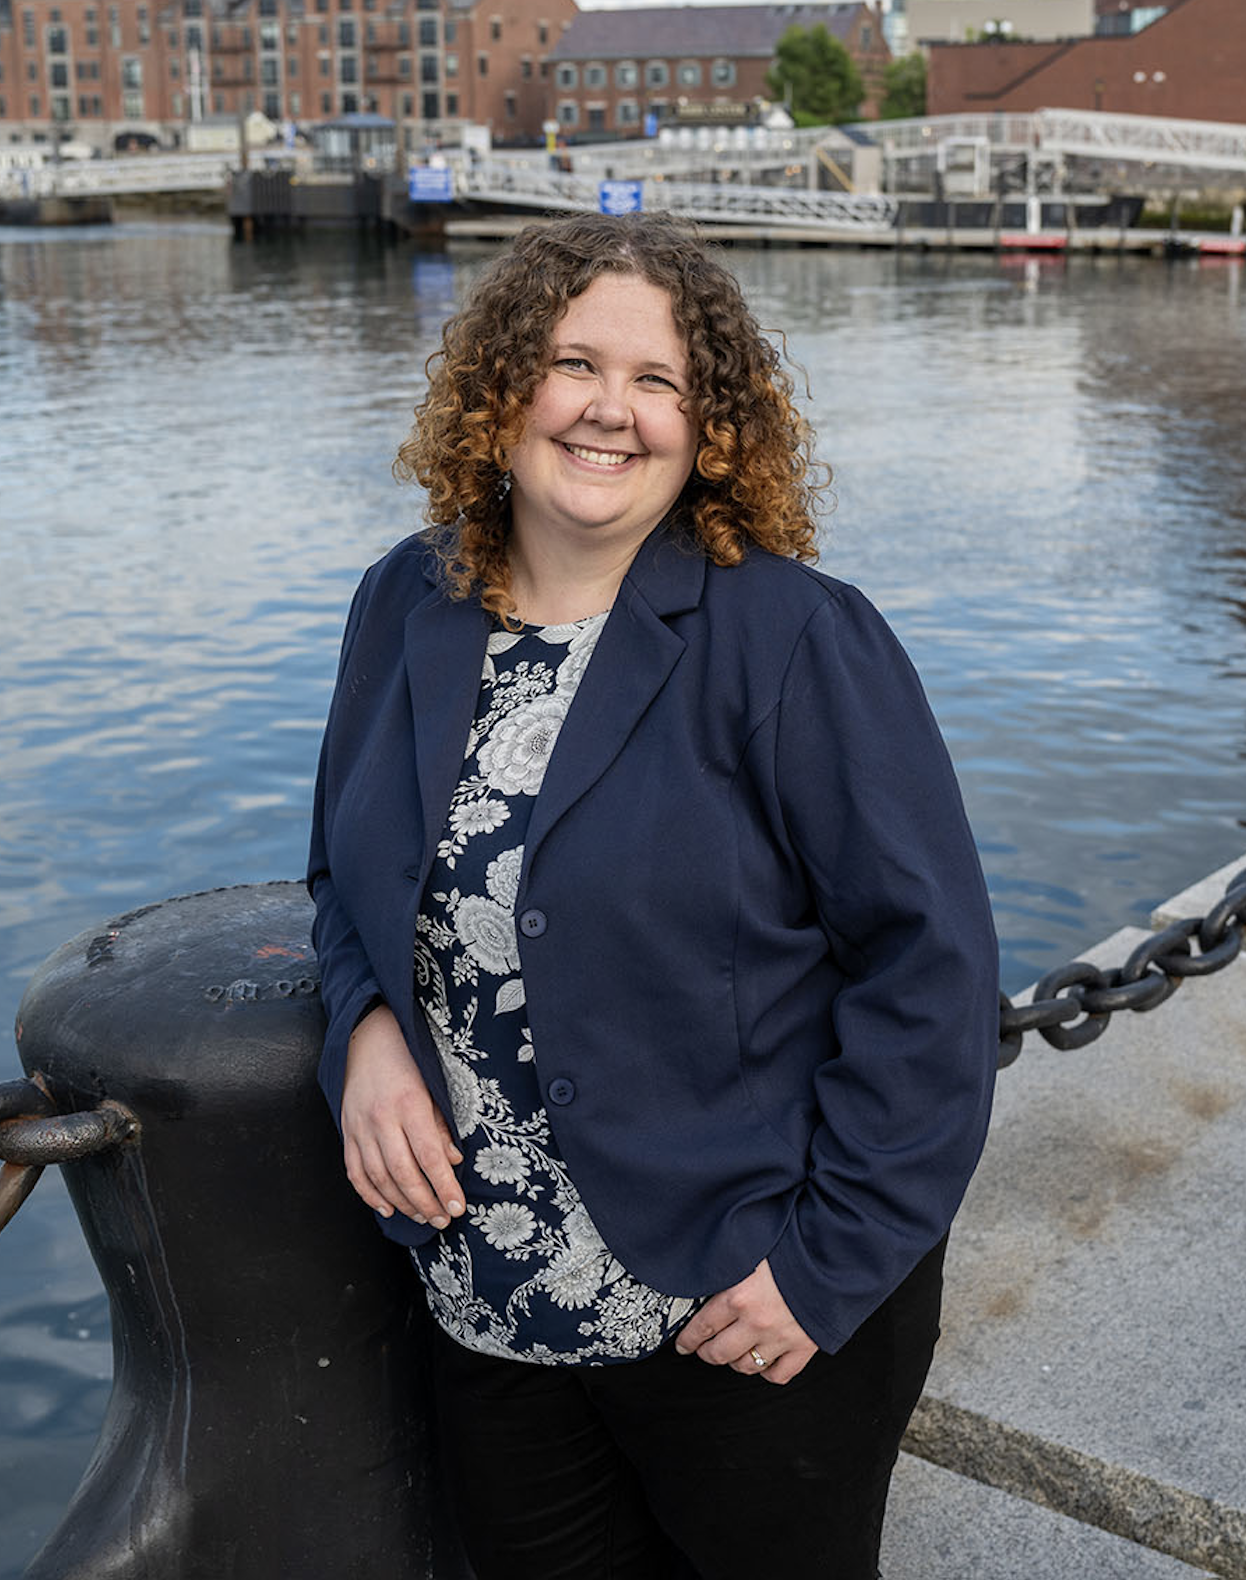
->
<box><xmin>766</xmin><ymin>25</ymin><xmax>864</xmax><ymax>127</ymax></box>
<box><xmin>879</xmin><ymin>53</ymin><xmax>926</xmax><ymax>120</ymax></box>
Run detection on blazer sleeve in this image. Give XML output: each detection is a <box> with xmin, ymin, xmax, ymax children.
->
<box><xmin>765</xmin><ymin>587</ymin><xmax>999</xmax><ymax>1352</ymax></box>
<box><xmin>306</xmin><ymin>568</ymin><xmax>385</xmax><ymax>1127</ymax></box>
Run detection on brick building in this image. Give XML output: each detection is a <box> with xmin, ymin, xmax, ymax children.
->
<box><xmin>545</xmin><ymin>3</ymin><xmax>890</xmax><ymax>139</ymax></box>
<box><xmin>926</xmin><ymin>0</ymin><xmax>1245</xmax><ymax>120</ymax></box>
<box><xmin>0</xmin><ymin>0</ymin><xmax>575</xmax><ymax>151</ymax></box>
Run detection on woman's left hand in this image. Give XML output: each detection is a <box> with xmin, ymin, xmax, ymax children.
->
<box><xmin>674</xmin><ymin>1259</ymin><xmax>818</xmax><ymax>1385</ymax></box>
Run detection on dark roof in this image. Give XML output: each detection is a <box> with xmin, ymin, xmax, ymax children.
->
<box><xmin>548</xmin><ymin>4</ymin><xmax>868</xmax><ymax>63</ymax></box>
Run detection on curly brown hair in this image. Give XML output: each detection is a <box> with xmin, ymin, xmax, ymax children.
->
<box><xmin>394</xmin><ymin>212</ymin><xmax>828</xmax><ymax>619</ymax></box>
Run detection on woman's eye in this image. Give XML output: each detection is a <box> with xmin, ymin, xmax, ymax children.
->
<box><xmin>554</xmin><ymin>357</ymin><xmax>592</xmax><ymax>372</ymax></box>
<box><xmin>639</xmin><ymin>373</ymin><xmax>677</xmax><ymax>390</ymax></box>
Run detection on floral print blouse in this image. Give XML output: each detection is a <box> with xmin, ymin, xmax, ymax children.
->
<box><xmin>411</xmin><ymin>613</ymin><xmax>697</xmax><ymax>1365</ymax></box>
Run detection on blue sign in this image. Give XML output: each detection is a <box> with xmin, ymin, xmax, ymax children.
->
<box><xmin>409</xmin><ymin>165</ymin><xmax>454</xmax><ymax>202</ymax></box>
<box><xmin>599</xmin><ymin>180</ymin><xmax>643</xmax><ymax>216</ymax></box>
<box><xmin>644</xmin><ymin>112</ymin><xmax>659</xmax><ymax>139</ymax></box>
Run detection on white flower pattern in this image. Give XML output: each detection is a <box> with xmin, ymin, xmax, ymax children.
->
<box><xmin>411</xmin><ymin>613</ymin><xmax>698</xmax><ymax>1364</ymax></box>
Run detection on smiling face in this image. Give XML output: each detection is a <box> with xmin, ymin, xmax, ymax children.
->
<box><xmin>505</xmin><ymin>273</ymin><xmax>700</xmax><ymax>560</ymax></box>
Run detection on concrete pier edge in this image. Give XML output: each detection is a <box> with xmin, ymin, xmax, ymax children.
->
<box><xmin>895</xmin><ymin>852</ymin><xmax>1246</xmax><ymax>1579</ymax></box>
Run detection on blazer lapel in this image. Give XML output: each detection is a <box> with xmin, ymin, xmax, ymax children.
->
<box><xmin>523</xmin><ymin>525</ymin><xmax>706</xmax><ymax>877</ymax></box>
<box><xmin>403</xmin><ymin>587</ymin><xmax>491</xmax><ymax>882</ymax></box>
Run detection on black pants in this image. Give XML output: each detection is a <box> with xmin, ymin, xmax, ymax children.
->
<box><xmin>430</xmin><ymin>1239</ymin><xmax>945</xmax><ymax>1580</ymax></box>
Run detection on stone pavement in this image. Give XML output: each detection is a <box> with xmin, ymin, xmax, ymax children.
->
<box><xmin>884</xmin><ymin>856</ymin><xmax>1246</xmax><ymax>1578</ymax></box>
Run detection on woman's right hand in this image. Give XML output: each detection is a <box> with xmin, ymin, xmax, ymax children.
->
<box><xmin>341</xmin><ymin>1003</ymin><xmax>466</xmax><ymax>1228</ymax></box>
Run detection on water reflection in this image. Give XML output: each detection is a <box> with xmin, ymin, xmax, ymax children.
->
<box><xmin>1</xmin><ymin>222</ymin><xmax>1244</xmax><ymax>1575</ymax></box>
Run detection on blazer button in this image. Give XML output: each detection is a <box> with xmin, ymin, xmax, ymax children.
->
<box><xmin>547</xmin><ymin>1078</ymin><xmax>576</xmax><ymax>1106</ymax></box>
<box><xmin>519</xmin><ymin>908</ymin><xmax>547</xmax><ymax>938</ymax></box>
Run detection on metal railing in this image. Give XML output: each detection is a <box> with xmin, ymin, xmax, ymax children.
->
<box><xmin>459</xmin><ymin>163</ymin><xmax>897</xmax><ymax>232</ymax></box>
<box><xmin>0</xmin><ymin>153</ymin><xmax>235</xmax><ymax>200</ymax></box>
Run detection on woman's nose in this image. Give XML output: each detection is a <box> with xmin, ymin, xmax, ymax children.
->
<box><xmin>583</xmin><ymin>381</ymin><xmax>633</xmax><ymax>429</ymax></box>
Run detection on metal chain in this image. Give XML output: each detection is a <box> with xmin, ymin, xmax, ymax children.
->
<box><xmin>997</xmin><ymin>866</ymin><xmax>1246</xmax><ymax>1068</ymax></box>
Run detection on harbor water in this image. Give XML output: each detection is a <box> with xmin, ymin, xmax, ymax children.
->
<box><xmin>1</xmin><ymin>220</ymin><xmax>1244</xmax><ymax>1572</ymax></box>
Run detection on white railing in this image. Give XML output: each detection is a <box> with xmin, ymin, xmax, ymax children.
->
<box><xmin>459</xmin><ymin>163</ymin><xmax>897</xmax><ymax>231</ymax></box>
<box><xmin>1034</xmin><ymin>107</ymin><xmax>1246</xmax><ymax>173</ymax></box>
<box><xmin>850</xmin><ymin>108</ymin><xmax>1246</xmax><ymax>176</ymax></box>
<box><xmin>0</xmin><ymin>153</ymin><xmax>236</xmax><ymax>200</ymax></box>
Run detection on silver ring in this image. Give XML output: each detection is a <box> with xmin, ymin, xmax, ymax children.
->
<box><xmin>749</xmin><ymin>1346</ymin><xmax>768</xmax><ymax>1370</ymax></box>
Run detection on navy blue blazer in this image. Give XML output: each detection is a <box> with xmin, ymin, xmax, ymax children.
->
<box><xmin>308</xmin><ymin>521</ymin><xmax>998</xmax><ymax>1354</ymax></box>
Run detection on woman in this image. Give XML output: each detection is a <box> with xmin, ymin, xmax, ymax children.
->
<box><xmin>308</xmin><ymin>212</ymin><xmax>998</xmax><ymax>1580</ymax></box>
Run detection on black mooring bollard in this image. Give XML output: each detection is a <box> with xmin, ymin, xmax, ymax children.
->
<box><xmin>10</xmin><ymin>882</ymin><xmax>472</xmax><ymax>1580</ymax></box>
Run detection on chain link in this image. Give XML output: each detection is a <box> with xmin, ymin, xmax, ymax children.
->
<box><xmin>997</xmin><ymin>867</ymin><xmax>1246</xmax><ymax>1068</ymax></box>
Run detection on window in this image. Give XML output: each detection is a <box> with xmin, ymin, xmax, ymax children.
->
<box><xmin>29</xmin><ymin>93</ymin><xmax>40</xmax><ymax>115</ymax></box>
<box><xmin>319</xmin><ymin>55</ymin><xmax>330</xmax><ymax>75</ymax></box>
<box><xmin>108</xmin><ymin>6</ymin><xmax>120</xmax><ymax>48</ymax></box>
<box><xmin>444</xmin><ymin>20</ymin><xmax>456</xmax><ymax>43</ymax></box>
<box><xmin>263</xmin><ymin>90</ymin><xmax>280</xmax><ymax>115</ymax></box>
<box><xmin>315</xmin><ymin>0</ymin><xmax>329</xmax><ymax>12</ymax></box>
<box><xmin>710</xmin><ymin>58</ymin><xmax>734</xmax><ymax>87</ymax></box>
<box><xmin>645</xmin><ymin>60</ymin><xmax>668</xmax><ymax>87</ymax></box>
<box><xmin>587</xmin><ymin>104</ymin><xmax>605</xmax><ymax>132</ymax></box>
<box><xmin>401</xmin><ymin>91</ymin><xmax>413</xmax><ymax>114</ymax></box>
<box><xmin>398</xmin><ymin>20</ymin><xmax>410</xmax><ymax>44</ymax></box>
<box><xmin>168</xmin><ymin>26</ymin><xmax>179</xmax><ymax>46</ymax></box>
<box><xmin>287</xmin><ymin>21</ymin><xmax>299</xmax><ymax>45</ymax></box>
<box><xmin>169</xmin><ymin>57</ymin><xmax>179</xmax><ymax>78</ymax></box>
<box><xmin>339</xmin><ymin>53</ymin><xmax>357</xmax><ymax>81</ymax></box>
<box><xmin>52</xmin><ymin>92</ymin><xmax>70</xmax><ymax>119</ymax></box>
<box><xmin>538</xmin><ymin>21</ymin><xmax>548</xmax><ymax>45</ymax></box>
<box><xmin>287</xmin><ymin>55</ymin><xmax>298</xmax><ymax>77</ymax></box>
<box><xmin>47</xmin><ymin>26</ymin><xmax>68</xmax><ymax>53</ymax></box>
<box><xmin>491</xmin><ymin>16</ymin><xmax>501</xmax><ymax>41</ymax></box>
<box><xmin>86</xmin><ymin>22</ymin><xmax>98</xmax><ymax>44</ymax></box>
<box><xmin>49</xmin><ymin>61</ymin><xmax>69</xmax><ymax>87</ymax></box>
<box><xmin>365</xmin><ymin>20</ymin><xmax>375</xmax><ymax>42</ymax></box>
<box><xmin>184</xmin><ymin>0</ymin><xmax>202</xmax><ymax>14</ymax></box>
<box><xmin>123</xmin><ymin>89</ymin><xmax>142</xmax><ymax>115</ymax></box>
<box><xmin>615</xmin><ymin>60</ymin><xmax>638</xmax><ymax>88</ymax></box>
<box><xmin>555</xmin><ymin>63</ymin><xmax>576</xmax><ymax>89</ymax></box>
<box><xmin>338</xmin><ymin>20</ymin><xmax>356</xmax><ymax>47</ymax></box>
<box><xmin>259</xmin><ymin>0</ymin><xmax>278</xmax><ymax>13</ymax></box>
<box><xmin>341</xmin><ymin>90</ymin><xmax>357</xmax><ymax>110</ymax></box>
<box><xmin>584</xmin><ymin>62</ymin><xmax>605</xmax><ymax>88</ymax></box>
<box><xmin>27</xmin><ymin>62</ymin><xmax>37</xmax><ymax>80</ymax></box>
<box><xmin>445</xmin><ymin>90</ymin><xmax>457</xmax><ymax>115</ymax></box>
<box><xmin>418</xmin><ymin>18</ymin><xmax>435</xmax><ymax>46</ymax></box>
<box><xmin>319</xmin><ymin>24</ymin><xmax>328</xmax><ymax>43</ymax></box>
<box><xmin>444</xmin><ymin>52</ymin><xmax>457</xmax><ymax>77</ymax></box>
<box><xmin>137</xmin><ymin>7</ymin><xmax>149</xmax><ymax>44</ymax></box>
<box><xmin>290</xmin><ymin>89</ymin><xmax>300</xmax><ymax>112</ymax></box>
<box><xmin>520</xmin><ymin>56</ymin><xmax>531</xmax><ymax>79</ymax></box>
<box><xmin>859</xmin><ymin>23</ymin><xmax>872</xmax><ymax>49</ymax></box>
<box><xmin>616</xmin><ymin>97</ymin><xmax>637</xmax><ymax>125</ymax></box>
<box><xmin>261</xmin><ymin>57</ymin><xmax>278</xmax><ymax>84</ymax></box>
<box><xmin>477</xmin><ymin>52</ymin><xmax>487</xmax><ymax>76</ymax></box>
<box><xmin>321</xmin><ymin>90</ymin><xmax>331</xmax><ymax>110</ymax></box>
<box><xmin>122</xmin><ymin>56</ymin><xmax>142</xmax><ymax>89</ymax></box>
<box><xmin>187</xmin><ymin>23</ymin><xmax>202</xmax><ymax>49</ymax></box>
<box><xmin>22</xmin><ymin>8</ymin><xmax>35</xmax><ymax>47</ymax></box>
<box><xmin>422</xmin><ymin>88</ymin><xmax>438</xmax><ymax>118</ymax></box>
<box><xmin>419</xmin><ymin>53</ymin><xmax>436</xmax><ymax>82</ymax></box>
<box><xmin>214</xmin><ymin>91</ymin><xmax>224</xmax><ymax>110</ymax></box>
<box><xmin>557</xmin><ymin>98</ymin><xmax>576</xmax><ymax>126</ymax></box>
<box><xmin>260</xmin><ymin>21</ymin><xmax>279</xmax><ymax>49</ymax></box>
<box><xmin>677</xmin><ymin>60</ymin><xmax>701</xmax><ymax>86</ymax></box>
<box><xmin>399</xmin><ymin>54</ymin><xmax>412</xmax><ymax>78</ymax></box>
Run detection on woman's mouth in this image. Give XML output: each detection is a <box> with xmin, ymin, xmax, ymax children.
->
<box><xmin>561</xmin><ymin>443</ymin><xmax>636</xmax><ymax>467</ymax></box>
